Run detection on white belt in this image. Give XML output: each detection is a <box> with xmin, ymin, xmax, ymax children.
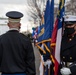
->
<box><xmin>62</xmin><ymin>62</ymin><xmax>73</xmax><ymax>67</ymax></box>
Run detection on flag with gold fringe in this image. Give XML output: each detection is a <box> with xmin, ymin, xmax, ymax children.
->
<box><xmin>51</xmin><ymin>0</ymin><xmax>65</xmax><ymax>75</ymax></box>
<box><xmin>36</xmin><ymin>0</ymin><xmax>54</xmax><ymax>75</ymax></box>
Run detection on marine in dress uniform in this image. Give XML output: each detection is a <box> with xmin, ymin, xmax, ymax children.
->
<box><xmin>0</xmin><ymin>11</ymin><xmax>36</xmax><ymax>75</ymax></box>
<box><xmin>59</xmin><ymin>15</ymin><xmax>76</xmax><ymax>75</ymax></box>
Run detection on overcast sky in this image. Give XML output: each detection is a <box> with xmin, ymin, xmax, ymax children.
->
<box><xmin>0</xmin><ymin>0</ymin><xmax>59</xmax><ymax>4</ymax></box>
<box><xmin>0</xmin><ymin>0</ymin><xmax>27</xmax><ymax>4</ymax></box>
<box><xmin>0</xmin><ymin>0</ymin><xmax>70</xmax><ymax>32</ymax></box>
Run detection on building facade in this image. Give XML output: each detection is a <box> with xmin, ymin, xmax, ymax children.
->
<box><xmin>0</xmin><ymin>17</ymin><xmax>9</xmax><ymax>35</ymax></box>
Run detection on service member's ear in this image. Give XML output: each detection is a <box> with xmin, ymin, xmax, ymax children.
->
<box><xmin>74</xmin><ymin>24</ymin><xmax>76</xmax><ymax>30</ymax></box>
<box><xmin>18</xmin><ymin>23</ymin><xmax>21</xmax><ymax>29</ymax></box>
<box><xmin>19</xmin><ymin>23</ymin><xmax>21</xmax><ymax>27</ymax></box>
<box><xmin>7</xmin><ymin>23</ymin><xmax>10</xmax><ymax>27</ymax></box>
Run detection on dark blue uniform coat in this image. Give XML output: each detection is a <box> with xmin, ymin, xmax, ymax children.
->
<box><xmin>0</xmin><ymin>30</ymin><xmax>36</xmax><ymax>75</ymax></box>
<box><xmin>59</xmin><ymin>34</ymin><xmax>76</xmax><ymax>75</ymax></box>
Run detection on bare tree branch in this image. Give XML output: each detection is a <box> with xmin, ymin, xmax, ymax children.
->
<box><xmin>27</xmin><ymin>0</ymin><xmax>45</xmax><ymax>22</ymax></box>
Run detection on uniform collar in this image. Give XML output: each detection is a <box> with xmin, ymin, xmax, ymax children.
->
<box><xmin>9</xmin><ymin>28</ymin><xmax>19</xmax><ymax>31</ymax></box>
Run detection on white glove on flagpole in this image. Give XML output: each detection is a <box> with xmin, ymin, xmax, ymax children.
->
<box><xmin>44</xmin><ymin>60</ymin><xmax>52</xmax><ymax>69</ymax></box>
<box><xmin>60</xmin><ymin>67</ymin><xmax>71</xmax><ymax>75</ymax></box>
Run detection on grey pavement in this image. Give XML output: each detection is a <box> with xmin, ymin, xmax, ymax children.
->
<box><xmin>32</xmin><ymin>43</ymin><xmax>41</xmax><ymax>75</ymax></box>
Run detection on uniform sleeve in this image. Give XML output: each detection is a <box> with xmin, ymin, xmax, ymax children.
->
<box><xmin>25</xmin><ymin>39</ymin><xmax>36</xmax><ymax>75</ymax></box>
<box><xmin>69</xmin><ymin>62</ymin><xmax>76</xmax><ymax>74</ymax></box>
<box><xmin>0</xmin><ymin>37</ymin><xmax>3</xmax><ymax>67</ymax></box>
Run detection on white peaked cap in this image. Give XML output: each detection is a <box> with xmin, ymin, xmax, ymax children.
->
<box><xmin>64</xmin><ymin>15</ymin><xmax>76</xmax><ymax>21</ymax></box>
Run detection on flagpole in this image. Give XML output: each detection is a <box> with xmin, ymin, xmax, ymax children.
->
<box><xmin>48</xmin><ymin>66</ymin><xmax>50</xmax><ymax>75</ymax></box>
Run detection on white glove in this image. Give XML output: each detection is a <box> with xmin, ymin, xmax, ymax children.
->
<box><xmin>60</xmin><ymin>67</ymin><xmax>71</xmax><ymax>75</ymax></box>
<box><xmin>44</xmin><ymin>60</ymin><xmax>52</xmax><ymax>69</ymax></box>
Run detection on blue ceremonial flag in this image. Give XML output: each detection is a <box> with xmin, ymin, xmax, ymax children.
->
<box><xmin>36</xmin><ymin>0</ymin><xmax>54</xmax><ymax>75</ymax></box>
<box><xmin>43</xmin><ymin>0</ymin><xmax>54</xmax><ymax>40</ymax></box>
<box><xmin>37</xmin><ymin>0</ymin><xmax>54</xmax><ymax>53</ymax></box>
<box><xmin>42</xmin><ymin>0</ymin><xmax>54</xmax><ymax>74</ymax></box>
<box><xmin>32</xmin><ymin>27</ymin><xmax>35</xmax><ymax>38</ymax></box>
<box><xmin>37</xmin><ymin>13</ymin><xmax>44</xmax><ymax>43</ymax></box>
<box><xmin>37</xmin><ymin>15</ymin><xmax>45</xmax><ymax>53</ymax></box>
<box><xmin>37</xmin><ymin>0</ymin><xmax>54</xmax><ymax>58</ymax></box>
<box><xmin>38</xmin><ymin>24</ymin><xmax>44</xmax><ymax>42</ymax></box>
<box><xmin>41</xmin><ymin>0</ymin><xmax>54</xmax><ymax>61</ymax></box>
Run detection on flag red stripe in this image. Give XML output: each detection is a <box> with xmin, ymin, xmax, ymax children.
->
<box><xmin>51</xmin><ymin>19</ymin><xmax>58</xmax><ymax>44</ymax></box>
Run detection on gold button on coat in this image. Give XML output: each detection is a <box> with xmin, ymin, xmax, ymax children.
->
<box><xmin>70</xmin><ymin>57</ymin><xmax>72</xmax><ymax>59</ymax></box>
<box><xmin>63</xmin><ymin>56</ymin><xmax>65</xmax><ymax>58</ymax></box>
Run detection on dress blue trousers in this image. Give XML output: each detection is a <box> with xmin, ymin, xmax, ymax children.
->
<box><xmin>2</xmin><ymin>73</ymin><xmax>26</xmax><ymax>75</ymax></box>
